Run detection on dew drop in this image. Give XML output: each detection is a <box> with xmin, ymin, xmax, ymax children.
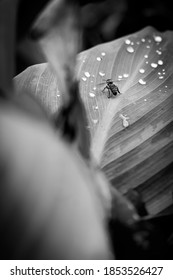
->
<box><xmin>94</xmin><ymin>105</ymin><xmax>98</xmax><ymax>110</ymax></box>
<box><xmin>57</xmin><ymin>94</ymin><xmax>60</xmax><ymax>97</ymax></box>
<box><xmin>118</xmin><ymin>75</ymin><xmax>123</xmax><ymax>79</ymax></box>
<box><xmin>158</xmin><ymin>60</ymin><xmax>163</xmax><ymax>65</ymax></box>
<box><xmin>92</xmin><ymin>119</ymin><xmax>98</xmax><ymax>124</ymax></box>
<box><xmin>125</xmin><ymin>39</ymin><xmax>131</xmax><ymax>44</ymax></box>
<box><xmin>158</xmin><ymin>72</ymin><xmax>161</xmax><ymax>75</ymax></box>
<box><xmin>131</xmin><ymin>42</ymin><xmax>134</xmax><ymax>45</ymax></box>
<box><xmin>123</xmin><ymin>73</ymin><xmax>129</xmax><ymax>78</ymax></box>
<box><xmin>84</xmin><ymin>71</ymin><xmax>90</xmax><ymax>78</ymax></box>
<box><xmin>93</xmin><ymin>86</ymin><xmax>96</xmax><ymax>90</ymax></box>
<box><xmin>126</xmin><ymin>46</ymin><xmax>134</xmax><ymax>53</ymax></box>
<box><xmin>156</xmin><ymin>50</ymin><xmax>162</xmax><ymax>55</ymax></box>
<box><xmin>146</xmin><ymin>45</ymin><xmax>150</xmax><ymax>48</ymax></box>
<box><xmin>146</xmin><ymin>61</ymin><xmax>148</xmax><ymax>64</ymax></box>
<box><xmin>96</xmin><ymin>57</ymin><xmax>102</xmax><ymax>61</ymax></box>
<box><xmin>141</xmin><ymin>38</ymin><xmax>146</xmax><ymax>42</ymax></box>
<box><xmin>119</xmin><ymin>114</ymin><xmax>130</xmax><ymax>128</ymax></box>
<box><xmin>159</xmin><ymin>76</ymin><xmax>164</xmax><ymax>79</ymax></box>
<box><xmin>89</xmin><ymin>92</ymin><xmax>95</xmax><ymax>98</ymax></box>
<box><xmin>154</xmin><ymin>35</ymin><xmax>162</xmax><ymax>43</ymax></box>
<box><xmin>99</xmin><ymin>71</ymin><xmax>105</xmax><ymax>77</ymax></box>
<box><xmin>136</xmin><ymin>41</ymin><xmax>140</xmax><ymax>44</ymax></box>
<box><xmin>165</xmin><ymin>85</ymin><xmax>168</xmax><ymax>88</ymax></box>
<box><xmin>144</xmin><ymin>99</ymin><xmax>147</xmax><ymax>101</ymax></box>
<box><xmin>151</xmin><ymin>63</ymin><xmax>158</xmax><ymax>68</ymax></box>
<box><xmin>139</xmin><ymin>79</ymin><xmax>146</xmax><ymax>85</ymax></box>
<box><xmin>82</xmin><ymin>77</ymin><xmax>87</xmax><ymax>81</ymax></box>
<box><xmin>101</xmin><ymin>52</ymin><xmax>106</xmax><ymax>56</ymax></box>
<box><xmin>139</xmin><ymin>68</ymin><xmax>145</xmax><ymax>73</ymax></box>
<box><xmin>144</xmin><ymin>54</ymin><xmax>148</xmax><ymax>58</ymax></box>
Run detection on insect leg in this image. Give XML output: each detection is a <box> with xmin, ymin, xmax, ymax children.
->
<box><xmin>107</xmin><ymin>89</ymin><xmax>111</xmax><ymax>98</ymax></box>
<box><xmin>117</xmin><ymin>87</ymin><xmax>121</xmax><ymax>94</ymax></box>
<box><xmin>102</xmin><ymin>86</ymin><xmax>107</xmax><ymax>92</ymax></box>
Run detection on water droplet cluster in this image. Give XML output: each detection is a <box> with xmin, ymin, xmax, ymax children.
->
<box><xmin>119</xmin><ymin>114</ymin><xmax>130</xmax><ymax>128</ymax></box>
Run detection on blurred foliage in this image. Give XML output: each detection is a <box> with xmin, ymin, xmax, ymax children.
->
<box><xmin>16</xmin><ymin>0</ymin><xmax>173</xmax><ymax>75</ymax></box>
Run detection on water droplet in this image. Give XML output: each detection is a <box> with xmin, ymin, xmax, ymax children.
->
<box><xmin>126</xmin><ymin>46</ymin><xmax>134</xmax><ymax>53</ymax></box>
<box><xmin>125</xmin><ymin>39</ymin><xmax>131</xmax><ymax>44</ymax></box>
<box><xmin>101</xmin><ymin>52</ymin><xmax>106</xmax><ymax>56</ymax></box>
<box><xmin>131</xmin><ymin>42</ymin><xmax>134</xmax><ymax>45</ymax></box>
<box><xmin>151</xmin><ymin>63</ymin><xmax>158</xmax><ymax>68</ymax></box>
<box><xmin>144</xmin><ymin>54</ymin><xmax>148</xmax><ymax>58</ymax></box>
<box><xmin>118</xmin><ymin>75</ymin><xmax>123</xmax><ymax>79</ymax></box>
<box><xmin>139</xmin><ymin>79</ymin><xmax>146</xmax><ymax>85</ymax></box>
<box><xmin>93</xmin><ymin>86</ymin><xmax>96</xmax><ymax>90</ymax></box>
<box><xmin>141</xmin><ymin>38</ymin><xmax>146</xmax><ymax>42</ymax></box>
<box><xmin>159</xmin><ymin>76</ymin><xmax>164</xmax><ymax>79</ymax></box>
<box><xmin>158</xmin><ymin>72</ymin><xmax>161</xmax><ymax>75</ymax></box>
<box><xmin>82</xmin><ymin>77</ymin><xmax>87</xmax><ymax>81</ymax></box>
<box><xmin>156</xmin><ymin>50</ymin><xmax>162</xmax><ymax>55</ymax></box>
<box><xmin>162</xmin><ymin>69</ymin><xmax>165</xmax><ymax>72</ymax></box>
<box><xmin>158</xmin><ymin>60</ymin><xmax>163</xmax><ymax>65</ymax></box>
<box><xmin>165</xmin><ymin>85</ymin><xmax>168</xmax><ymax>88</ymax></box>
<box><xmin>154</xmin><ymin>35</ymin><xmax>162</xmax><ymax>43</ymax></box>
<box><xmin>139</xmin><ymin>68</ymin><xmax>145</xmax><ymax>73</ymax></box>
<box><xmin>96</xmin><ymin>57</ymin><xmax>102</xmax><ymax>61</ymax></box>
<box><xmin>57</xmin><ymin>94</ymin><xmax>60</xmax><ymax>97</ymax></box>
<box><xmin>144</xmin><ymin>99</ymin><xmax>147</xmax><ymax>101</ymax></box>
<box><xmin>119</xmin><ymin>114</ymin><xmax>130</xmax><ymax>128</ymax></box>
<box><xmin>159</xmin><ymin>89</ymin><xmax>162</xmax><ymax>92</ymax></box>
<box><xmin>123</xmin><ymin>73</ymin><xmax>129</xmax><ymax>78</ymax></box>
<box><xmin>146</xmin><ymin>45</ymin><xmax>150</xmax><ymax>48</ymax></box>
<box><xmin>89</xmin><ymin>92</ymin><xmax>95</xmax><ymax>98</ymax></box>
<box><xmin>94</xmin><ymin>105</ymin><xmax>98</xmax><ymax>110</ymax></box>
<box><xmin>92</xmin><ymin>119</ymin><xmax>98</xmax><ymax>124</ymax></box>
<box><xmin>136</xmin><ymin>41</ymin><xmax>140</xmax><ymax>44</ymax></box>
<box><xmin>84</xmin><ymin>72</ymin><xmax>90</xmax><ymax>78</ymax></box>
<box><xmin>83</xmin><ymin>59</ymin><xmax>85</xmax><ymax>63</ymax></box>
<box><xmin>146</xmin><ymin>61</ymin><xmax>148</xmax><ymax>64</ymax></box>
<box><xmin>99</xmin><ymin>71</ymin><xmax>105</xmax><ymax>77</ymax></box>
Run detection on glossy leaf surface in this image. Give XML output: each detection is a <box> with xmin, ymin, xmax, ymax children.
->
<box><xmin>15</xmin><ymin>27</ymin><xmax>173</xmax><ymax>215</ymax></box>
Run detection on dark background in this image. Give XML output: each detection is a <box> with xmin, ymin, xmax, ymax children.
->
<box><xmin>16</xmin><ymin>0</ymin><xmax>173</xmax><ymax>75</ymax></box>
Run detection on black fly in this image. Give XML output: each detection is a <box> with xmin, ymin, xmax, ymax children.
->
<box><xmin>102</xmin><ymin>79</ymin><xmax>121</xmax><ymax>98</ymax></box>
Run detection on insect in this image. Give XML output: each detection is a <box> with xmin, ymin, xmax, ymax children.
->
<box><xmin>102</xmin><ymin>79</ymin><xmax>121</xmax><ymax>98</ymax></box>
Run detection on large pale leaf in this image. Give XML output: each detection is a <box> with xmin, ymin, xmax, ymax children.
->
<box><xmin>14</xmin><ymin>26</ymin><xmax>173</xmax><ymax>215</ymax></box>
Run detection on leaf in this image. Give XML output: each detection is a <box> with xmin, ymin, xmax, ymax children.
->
<box><xmin>14</xmin><ymin>26</ymin><xmax>173</xmax><ymax>216</ymax></box>
<box><xmin>30</xmin><ymin>0</ymin><xmax>91</xmax><ymax>159</ymax></box>
<box><xmin>30</xmin><ymin>0</ymin><xmax>80</xmax><ymax>102</ymax></box>
<box><xmin>0</xmin><ymin>98</ymin><xmax>113</xmax><ymax>259</ymax></box>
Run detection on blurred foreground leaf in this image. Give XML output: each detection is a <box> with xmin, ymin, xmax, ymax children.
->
<box><xmin>15</xmin><ymin>27</ymin><xmax>173</xmax><ymax>215</ymax></box>
<box><xmin>0</xmin><ymin>97</ymin><xmax>112</xmax><ymax>259</ymax></box>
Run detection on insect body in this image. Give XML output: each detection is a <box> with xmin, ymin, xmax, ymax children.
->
<box><xmin>102</xmin><ymin>79</ymin><xmax>121</xmax><ymax>98</ymax></box>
